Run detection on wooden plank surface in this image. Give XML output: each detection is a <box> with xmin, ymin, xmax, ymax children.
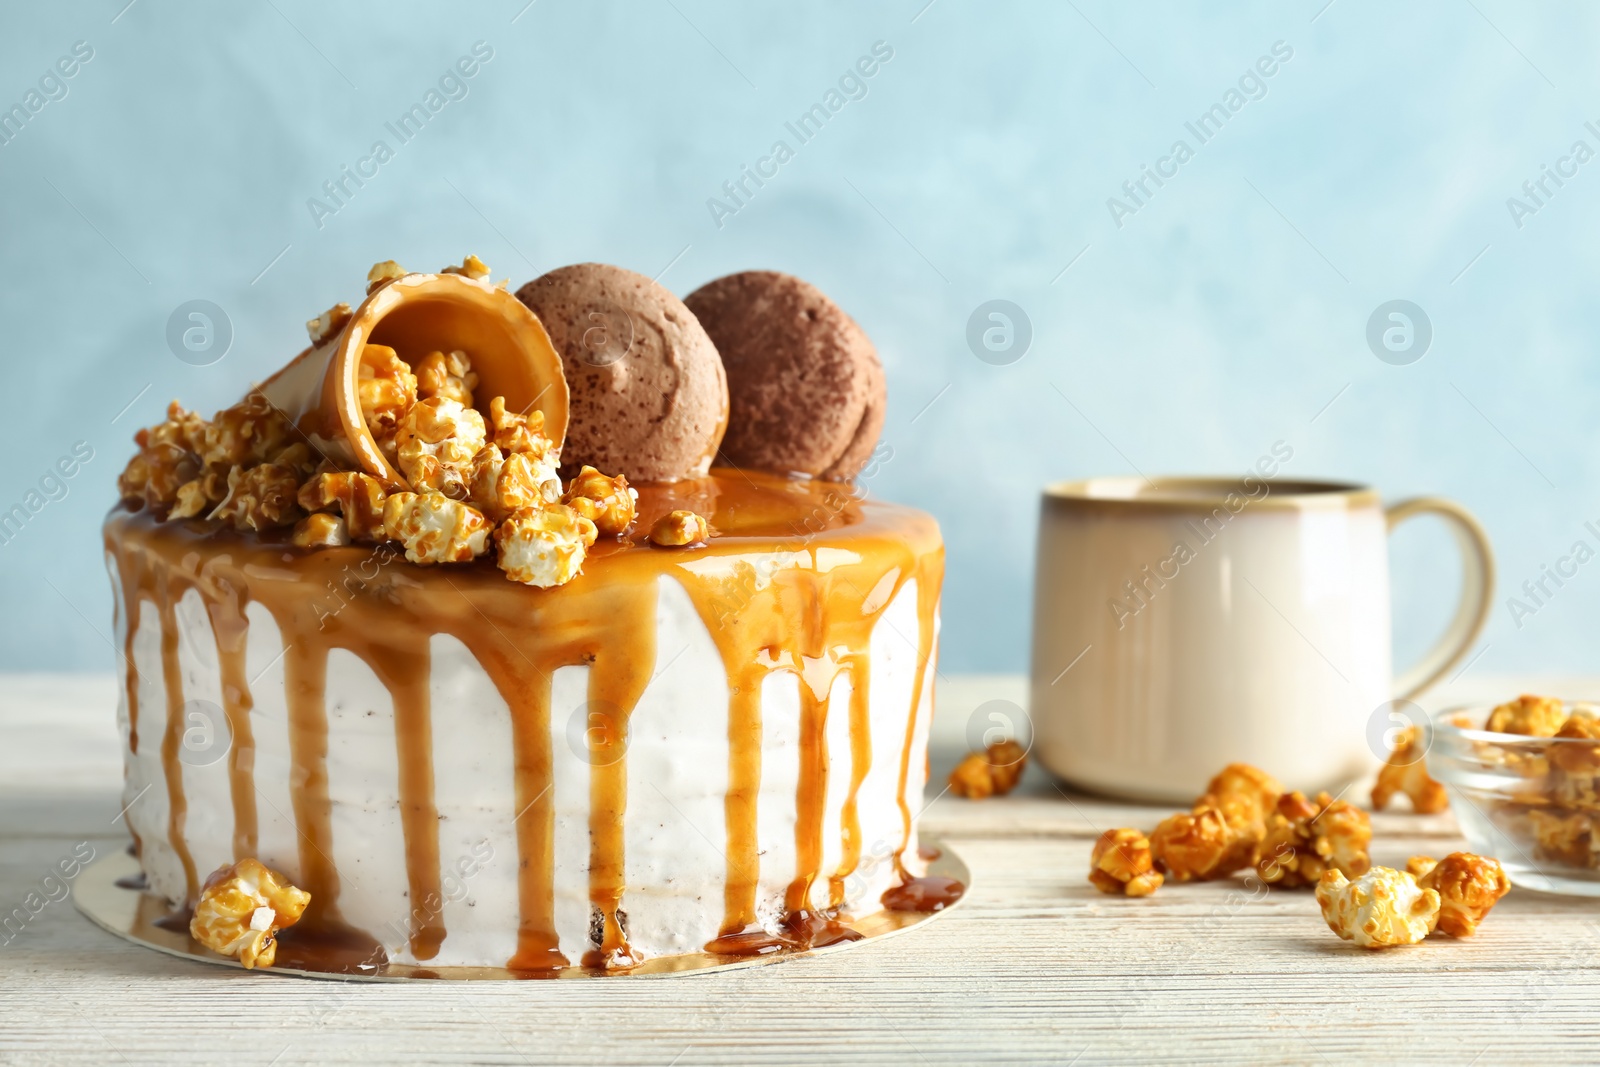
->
<box><xmin>3</xmin><ymin>672</ymin><xmax>1599</xmax><ymax>1065</ymax></box>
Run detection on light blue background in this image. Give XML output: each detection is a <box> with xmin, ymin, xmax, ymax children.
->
<box><xmin>2</xmin><ymin>0</ymin><xmax>1596</xmax><ymax>678</ymax></box>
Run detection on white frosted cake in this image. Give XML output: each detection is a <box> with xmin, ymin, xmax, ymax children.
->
<box><xmin>106</xmin><ymin>256</ymin><xmax>949</xmax><ymax>973</ymax></box>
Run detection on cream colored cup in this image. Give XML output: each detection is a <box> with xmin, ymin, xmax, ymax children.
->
<box><xmin>1028</xmin><ymin>476</ymin><xmax>1494</xmax><ymax>802</ymax></box>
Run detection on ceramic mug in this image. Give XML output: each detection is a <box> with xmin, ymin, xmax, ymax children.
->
<box><xmin>1028</xmin><ymin>475</ymin><xmax>1494</xmax><ymax>803</ymax></box>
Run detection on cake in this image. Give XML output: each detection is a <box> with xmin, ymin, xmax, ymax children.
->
<box><xmin>106</xmin><ymin>256</ymin><xmax>949</xmax><ymax>973</ymax></box>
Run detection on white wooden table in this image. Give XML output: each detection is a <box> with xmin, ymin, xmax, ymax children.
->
<box><xmin>4</xmin><ymin>672</ymin><xmax>1599</xmax><ymax>1065</ymax></box>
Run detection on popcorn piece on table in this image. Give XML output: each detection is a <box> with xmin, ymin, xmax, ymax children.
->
<box><xmin>1371</xmin><ymin>724</ymin><xmax>1450</xmax><ymax>814</ymax></box>
<box><xmin>367</xmin><ymin>259</ymin><xmax>406</xmax><ymax>291</ymax></box>
<box><xmin>1405</xmin><ymin>855</ymin><xmax>1437</xmax><ymax>879</ymax></box>
<box><xmin>470</xmin><ymin>444</ymin><xmax>561</xmax><ymax>523</ymax></box>
<box><xmin>1088</xmin><ymin>828</ymin><xmax>1163</xmax><ymax>897</ymax></box>
<box><xmin>292</xmin><ymin>512</ymin><xmax>350</xmax><ymax>548</ymax></box>
<box><xmin>648</xmin><ymin>509</ymin><xmax>710</xmax><ymax>548</ymax></box>
<box><xmin>1151</xmin><ymin>804</ymin><xmax>1257</xmax><ymax>882</ymax></box>
<box><xmin>494</xmin><ymin>504</ymin><xmax>596</xmax><ymax>588</ymax></box>
<box><xmin>306</xmin><ymin>302</ymin><xmax>352</xmax><ymax>345</ymax></box>
<box><xmin>1199</xmin><ymin>763</ymin><xmax>1283</xmax><ymax>823</ymax></box>
<box><xmin>1256</xmin><ymin>790</ymin><xmax>1372</xmax><ymax>889</ymax></box>
<box><xmin>1414</xmin><ymin>851</ymin><xmax>1509</xmax><ymax>937</ymax></box>
<box><xmin>382</xmin><ymin>492</ymin><xmax>492</xmax><ymax>564</ymax></box>
<box><xmin>415</xmin><ymin>349</ymin><xmax>478</xmax><ymax>409</ymax></box>
<box><xmin>1315</xmin><ymin>867</ymin><xmax>1440</xmax><ymax>949</ymax></box>
<box><xmin>487</xmin><ymin>396</ymin><xmax>554</xmax><ymax>457</ymax></box>
<box><xmin>189</xmin><ymin>858</ymin><xmax>311</xmax><ymax>970</ymax></box>
<box><xmin>298</xmin><ymin>470</ymin><xmax>389</xmax><ymax>543</ymax></box>
<box><xmin>947</xmin><ymin>740</ymin><xmax>1028</xmax><ymax>799</ymax></box>
<box><xmin>563</xmin><ymin>465</ymin><xmax>638</xmax><ymax>538</ymax></box>
<box><xmin>1486</xmin><ymin>694</ymin><xmax>1567</xmax><ymax>737</ymax></box>
<box><xmin>209</xmin><ymin>464</ymin><xmax>302</xmax><ymax>532</ymax></box>
<box><xmin>395</xmin><ymin>397</ymin><xmax>487</xmax><ymax>501</ymax></box>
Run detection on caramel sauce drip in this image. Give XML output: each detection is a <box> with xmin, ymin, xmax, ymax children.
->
<box><xmin>282</xmin><ymin>640</ymin><xmax>345</xmax><ymax>925</ymax></box>
<box><xmin>465</xmin><ymin>641</ymin><xmax>565</xmax><ymax>971</ymax></box>
<box><xmin>892</xmin><ymin>551</ymin><xmax>944</xmax><ymax>879</ymax></box>
<box><xmin>155</xmin><ymin>591</ymin><xmax>199</xmax><ymax>903</ymax></box>
<box><xmin>578</xmin><ymin>580</ymin><xmax>657</xmax><ymax>969</ymax></box>
<box><xmin>104</xmin><ymin>469</ymin><xmax>945</xmax><ymax>967</ymax></box>
<box><xmin>831</xmin><ymin>653</ymin><xmax>872</xmax><ymax>909</ymax></box>
<box><xmin>703</xmin><ymin>907</ymin><xmax>864</xmax><ymax>957</ymax></box>
<box><xmin>212</xmin><ymin>628</ymin><xmax>259</xmax><ymax>862</ymax></box>
<box><xmin>881</xmin><ymin>875</ymin><xmax>964</xmax><ymax>912</ymax></box>
<box><xmin>203</xmin><ymin>557</ymin><xmax>260</xmax><ymax>861</ymax></box>
<box><xmin>366</xmin><ymin>643</ymin><xmax>445</xmax><ymax>961</ymax></box>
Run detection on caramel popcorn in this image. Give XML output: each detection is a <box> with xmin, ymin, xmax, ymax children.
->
<box><xmin>1198</xmin><ymin>763</ymin><xmax>1283</xmax><ymax>827</ymax></box>
<box><xmin>1405</xmin><ymin>855</ymin><xmax>1437</xmax><ymax>879</ymax></box>
<box><xmin>199</xmin><ymin>463</ymin><xmax>232</xmax><ymax>503</ymax></box>
<box><xmin>947</xmin><ymin>740</ymin><xmax>1028</xmax><ymax>799</ymax></box>
<box><xmin>149</xmin><ymin>400</ymin><xmax>208</xmax><ymax>455</ymax></box>
<box><xmin>118</xmin><ymin>402</ymin><xmax>206</xmax><ymax>509</ymax></box>
<box><xmin>1088</xmin><ymin>828</ymin><xmax>1163</xmax><ymax>897</ymax></box>
<box><xmin>306</xmin><ymin>301</ymin><xmax>352</xmax><ymax>345</ymax></box>
<box><xmin>1547</xmin><ymin>772</ymin><xmax>1600</xmax><ymax>813</ymax></box>
<box><xmin>493</xmin><ymin>504</ymin><xmax>595</xmax><ymax>588</ymax></box>
<box><xmin>297</xmin><ymin>470</ymin><xmax>389</xmax><ymax>543</ymax></box>
<box><xmin>414</xmin><ymin>349</ymin><xmax>478</xmax><ymax>408</ymax></box>
<box><xmin>1315</xmin><ymin>867</ymin><xmax>1440</xmax><ymax>949</ymax></box>
<box><xmin>1486</xmin><ymin>694</ymin><xmax>1566</xmax><ymax>737</ymax></box>
<box><xmin>209</xmin><ymin>463</ymin><xmax>302</xmax><ymax>532</ymax></box>
<box><xmin>469</xmin><ymin>444</ymin><xmax>560</xmax><ymax>522</ymax></box>
<box><xmin>563</xmin><ymin>465</ymin><xmax>638</xmax><ymax>537</ymax></box>
<box><xmin>1151</xmin><ymin>804</ymin><xmax>1256</xmax><ymax>882</ymax></box>
<box><xmin>167</xmin><ymin>478</ymin><xmax>211</xmax><ymax>520</ymax></box>
<box><xmin>1529</xmin><ymin>808</ymin><xmax>1597</xmax><ymax>867</ymax></box>
<box><xmin>292</xmin><ymin>512</ymin><xmax>350</xmax><ymax>548</ymax></box>
<box><xmin>1256</xmin><ymin>790</ymin><xmax>1372</xmax><ymax>888</ymax></box>
<box><xmin>648</xmin><ymin>509</ymin><xmax>710</xmax><ymax>548</ymax></box>
<box><xmin>199</xmin><ymin>392</ymin><xmax>295</xmax><ymax>469</ymax></box>
<box><xmin>441</xmin><ymin>254</ymin><xmax>491</xmax><ymax>281</ymax></box>
<box><xmin>189</xmin><ymin>858</ymin><xmax>311</xmax><ymax>970</ymax></box>
<box><xmin>270</xmin><ymin>442</ymin><xmax>320</xmax><ymax>481</ymax></box>
<box><xmin>357</xmin><ymin>344</ymin><xmax>418</xmax><ymax>458</ymax></box>
<box><xmin>382</xmin><ymin>491</ymin><xmax>492</xmax><ymax>564</ymax></box>
<box><xmin>367</xmin><ymin>259</ymin><xmax>406</xmax><ymax>291</ymax></box>
<box><xmin>487</xmin><ymin>395</ymin><xmax>553</xmax><ymax>456</ymax></box>
<box><xmin>1371</xmin><ymin>725</ymin><xmax>1449</xmax><ymax>814</ymax></box>
<box><xmin>1551</xmin><ymin>713</ymin><xmax>1600</xmax><ymax>775</ymax></box>
<box><xmin>1415</xmin><ymin>852</ymin><xmax>1509</xmax><ymax>937</ymax></box>
<box><xmin>395</xmin><ymin>397</ymin><xmax>487</xmax><ymax>500</ymax></box>
<box><xmin>116</xmin><ymin>449</ymin><xmax>156</xmax><ymax>504</ymax></box>
<box><xmin>1189</xmin><ymin>763</ymin><xmax>1281</xmax><ymax>860</ymax></box>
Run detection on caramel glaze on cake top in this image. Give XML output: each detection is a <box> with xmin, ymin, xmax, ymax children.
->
<box><xmin>105</xmin><ymin>468</ymin><xmax>943</xmax><ymax>972</ymax></box>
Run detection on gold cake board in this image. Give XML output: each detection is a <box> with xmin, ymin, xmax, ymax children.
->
<box><xmin>75</xmin><ymin>843</ymin><xmax>968</xmax><ymax>982</ymax></box>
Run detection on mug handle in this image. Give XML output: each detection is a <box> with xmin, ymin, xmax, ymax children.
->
<box><xmin>1385</xmin><ymin>497</ymin><xmax>1496</xmax><ymax>700</ymax></box>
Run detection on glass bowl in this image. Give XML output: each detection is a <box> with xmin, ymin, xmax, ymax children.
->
<box><xmin>1426</xmin><ymin>701</ymin><xmax>1600</xmax><ymax>896</ymax></box>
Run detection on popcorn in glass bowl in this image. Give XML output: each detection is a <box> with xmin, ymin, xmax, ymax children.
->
<box><xmin>1426</xmin><ymin>695</ymin><xmax>1600</xmax><ymax>895</ymax></box>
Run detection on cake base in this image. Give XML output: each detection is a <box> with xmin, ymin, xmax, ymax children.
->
<box><xmin>76</xmin><ymin>843</ymin><xmax>968</xmax><ymax>981</ymax></box>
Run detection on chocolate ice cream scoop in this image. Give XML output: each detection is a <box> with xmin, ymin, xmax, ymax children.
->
<box><xmin>684</xmin><ymin>271</ymin><xmax>885</xmax><ymax>482</ymax></box>
<box><xmin>517</xmin><ymin>263</ymin><xmax>728</xmax><ymax>483</ymax></box>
